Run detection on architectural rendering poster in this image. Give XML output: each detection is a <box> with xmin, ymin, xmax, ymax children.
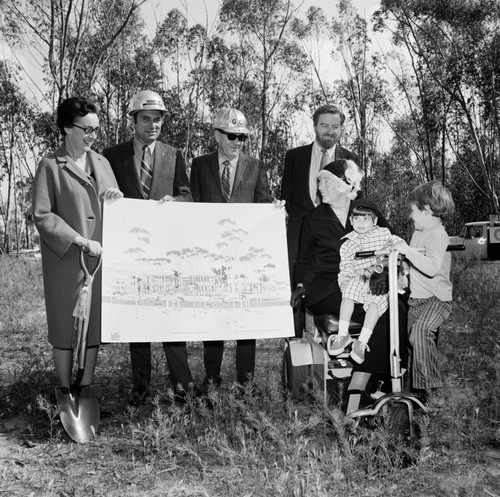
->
<box><xmin>101</xmin><ymin>199</ymin><xmax>294</xmax><ymax>342</ymax></box>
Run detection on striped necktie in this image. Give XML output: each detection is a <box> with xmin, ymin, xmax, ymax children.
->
<box><xmin>140</xmin><ymin>145</ymin><xmax>153</xmax><ymax>197</ymax></box>
<box><xmin>221</xmin><ymin>160</ymin><xmax>231</xmax><ymax>201</ymax></box>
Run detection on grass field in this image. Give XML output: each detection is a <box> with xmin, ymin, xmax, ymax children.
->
<box><xmin>1</xmin><ymin>255</ymin><xmax>500</xmax><ymax>496</ymax></box>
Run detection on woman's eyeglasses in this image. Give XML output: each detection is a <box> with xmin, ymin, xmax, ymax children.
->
<box><xmin>73</xmin><ymin>124</ymin><xmax>100</xmax><ymax>135</ymax></box>
<box><xmin>216</xmin><ymin>129</ymin><xmax>248</xmax><ymax>142</ymax></box>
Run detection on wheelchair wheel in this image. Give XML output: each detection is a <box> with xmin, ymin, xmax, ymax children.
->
<box><xmin>389</xmin><ymin>404</ymin><xmax>412</xmax><ymax>444</ymax></box>
<box><xmin>388</xmin><ymin>403</ymin><xmax>421</xmax><ymax>467</ymax></box>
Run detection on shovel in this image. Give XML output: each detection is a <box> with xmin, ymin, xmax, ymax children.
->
<box><xmin>56</xmin><ymin>248</ymin><xmax>102</xmax><ymax>443</ymax></box>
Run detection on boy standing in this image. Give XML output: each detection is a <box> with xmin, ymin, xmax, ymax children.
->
<box><xmin>394</xmin><ymin>180</ymin><xmax>455</xmax><ymax>400</ymax></box>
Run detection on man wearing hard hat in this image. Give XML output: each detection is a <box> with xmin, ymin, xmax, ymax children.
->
<box><xmin>190</xmin><ymin>107</ymin><xmax>273</xmax><ymax>394</ymax></box>
<box><xmin>103</xmin><ymin>89</ymin><xmax>195</xmax><ymax>407</ymax></box>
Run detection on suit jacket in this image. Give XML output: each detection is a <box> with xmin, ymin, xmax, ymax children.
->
<box><xmin>32</xmin><ymin>146</ymin><xmax>118</xmax><ymax>348</ymax></box>
<box><xmin>102</xmin><ymin>140</ymin><xmax>191</xmax><ymax>201</ymax></box>
<box><xmin>190</xmin><ymin>150</ymin><xmax>272</xmax><ymax>203</ymax></box>
<box><xmin>280</xmin><ymin>142</ymin><xmax>358</xmax><ymax>284</ymax></box>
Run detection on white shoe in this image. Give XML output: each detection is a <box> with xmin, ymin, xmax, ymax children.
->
<box><xmin>350</xmin><ymin>340</ymin><xmax>370</xmax><ymax>364</ymax></box>
<box><xmin>327</xmin><ymin>334</ymin><xmax>353</xmax><ymax>355</ymax></box>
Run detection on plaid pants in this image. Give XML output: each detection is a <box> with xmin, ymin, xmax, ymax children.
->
<box><xmin>408</xmin><ymin>296</ymin><xmax>452</xmax><ymax>390</ymax></box>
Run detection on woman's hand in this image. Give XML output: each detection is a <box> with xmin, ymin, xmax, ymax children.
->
<box><xmin>290</xmin><ymin>285</ymin><xmax>305</xmax><ymax>308</ymax></box>
<box><xmin>73</xmin><ymin>235</ymin><xmax>103</xmax><ymax>257</ymax></box>
<box><xmin>100</xmin><ymin>187</ymin><xmax>123</xmax><ymax>204</ymax></box>
<box><xmin>274</xmin><ymin>199</ymin><xmax>286</xmax><ymax>209</ymax></box>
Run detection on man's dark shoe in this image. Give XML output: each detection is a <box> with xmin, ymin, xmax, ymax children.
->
<box><xmin>128</xmin><ymin>385</ymin><xmax>149</xmax><ymax>407</ymax></box>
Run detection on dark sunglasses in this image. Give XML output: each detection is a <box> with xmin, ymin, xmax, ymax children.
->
<box><xmin>216</xmin><ymin>129</ymin><xmax>248</xmax><ymax>142</ymax></box>
<box><xmin>73</xmin><ymin>124</ymin><xmax>100</xmax><ymax>135</ymax></box>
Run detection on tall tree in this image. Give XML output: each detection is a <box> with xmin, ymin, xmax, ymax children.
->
<box><xmin>290</xmin><ymin>6</ymin><xmax>332</xmax><ymax>102</ymax></box>
<box><xmin>218</xmin><ymin>0</ymin><xmax>305</xmax><ymax>159</ymax></box>
<box><xmin>0</xmin><ymin>0</ymin><xmax>146</xmax><ymax>105</ymax></box>
<box><xmin>152</xmin><ymin>9</ymin><xmax>212</xmax><ymax>161</ymax></box>
<box><xmin>380</xmin><ymin>49</ymin><xmax>453</xmax><ymax>182</ymax></box>
<box><xmin>0</xmin><ymin>61</ymin><xmax>46</xmax><ymax>253</ymax></box>
<box><xmin>375</xmin><ymin>0</ymin><xmax>500</xmax><ymax>215</ymax></box>
<box><xmin>331</xmin><ymin>0</ymin><xmax>392</xmax><ymax>189</ymax></box>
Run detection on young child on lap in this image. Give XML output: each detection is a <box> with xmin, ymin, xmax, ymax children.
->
<box><xmin>393</xmin><ymin>180</ymin><xmax>455</xmax><ymax>400</ymax></box>
<box><xmin>328</xmin><ymin>199</ymin><xmax>402</xmax><ymax>364</ymax></box>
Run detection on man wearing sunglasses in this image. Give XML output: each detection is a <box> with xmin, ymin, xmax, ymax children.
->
<box><xmin>190</xmin><ymin>107</ymin><xmax>272</xmax><ymax>394</ymax></box>
<box><xmin>103</xmin><ymin>90</ymin><xmax>195</xmax><ymax>407</ymax></box>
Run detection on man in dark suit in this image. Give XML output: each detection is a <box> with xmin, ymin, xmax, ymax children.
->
<box><xmin>280</xmin><ymin>104</ymin><xmax>358</xmax><ymax>336</ymax></box>
<box><xmin>190</xmin><ymin>107</ymin><xmax>273</xmax><ymax>391</ymax></box>
<box><xmin>103</xmin><ymin>90</ymin><xmax>195</xmax><ymax>406</ymax></box>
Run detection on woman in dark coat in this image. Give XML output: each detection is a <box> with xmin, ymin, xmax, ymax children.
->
<box><xmin>293</xmin><ymin>159</ymin><xmax>407</xmax><ymax>412</ymax></box>
<box><xmin>32</xmin><ymin>97</ymin><xmax>122</xmax><ymax>391</ymax></box>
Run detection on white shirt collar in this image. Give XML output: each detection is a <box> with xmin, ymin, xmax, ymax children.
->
<box><xmin>218</xmin><ymin>154</ymin><xmax>238</xmax><ymax>169</ymax></box>
<box><xmin>133</xmin><ymin>138</ymin><xmax>156</xmax><ymax>158</ymax></box>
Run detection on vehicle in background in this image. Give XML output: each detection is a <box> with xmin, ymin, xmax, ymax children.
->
<box><xmin>449</xmin><ymin>221</ymin><xmax>500</xmax><ymax>260</ymax></box>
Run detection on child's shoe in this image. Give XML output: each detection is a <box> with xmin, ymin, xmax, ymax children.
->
<box><xmin>327</xmin><ymin>334</ymin><xmax>353</xmax><ymax>355</ymax></box>
<box><xmin>350</xmin><ymin>340</ymin><xmax>370</xmax><ymax>364</ymax></box>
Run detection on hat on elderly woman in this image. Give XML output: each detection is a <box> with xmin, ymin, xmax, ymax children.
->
<box><xmin>322</xmin><ymin>160</ymin><xmax>347</xmax><ymax>180</ymax></box>
<box><xmin>321</xmin><ymin>159</ymin><xmax>364</xmax><ymax>200</ymax></box>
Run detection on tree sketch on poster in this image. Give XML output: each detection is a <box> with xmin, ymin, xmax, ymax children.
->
<box><xmin>101</xmin><ymin>199</ymin><xmax>294</xmax><ymax>342</ymax></box>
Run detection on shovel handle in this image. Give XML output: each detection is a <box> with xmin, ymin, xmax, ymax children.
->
<box><xmin>79</xmin><ymin>246</ymin><xmax>102</xmax><ymax>279</ymax></box>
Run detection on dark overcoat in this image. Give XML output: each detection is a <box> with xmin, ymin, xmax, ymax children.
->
<box><xmin>32</xmin><ymin>145</ymin><xmax>118</xmax><ymax>348</ymax></box>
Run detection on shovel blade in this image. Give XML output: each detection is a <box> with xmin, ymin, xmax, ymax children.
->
<box><xmin>55</xmin><ymin>386</ymin><xmax>100</xmax><ymax>443</ymax></box>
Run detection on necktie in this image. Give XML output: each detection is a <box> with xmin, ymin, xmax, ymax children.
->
<box><xmin>320</xmin><ymin>148</ymin><xmax>328</xmax><ymax>170</ymax></box>
<box><xmin>315</xmin><ymin>149</ymin><xmax>328</xmax><ymax>205</ymax></box>
<box><xmin>221</xmin><ymin>160</ymin><xmax>231</xmax><ymax>201</ymax></box>
<box><xmin>140</xmin><ymin>145</ymin><xmax>153</xmax><ymax>197</ymax></box>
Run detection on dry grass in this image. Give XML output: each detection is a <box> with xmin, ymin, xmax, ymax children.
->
<box><xmin>1</xmin><ymin>256</ymin><xmax>500</xmax><ymax>496</ymax></box>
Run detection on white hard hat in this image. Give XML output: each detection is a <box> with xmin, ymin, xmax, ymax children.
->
<box><xmin>129</xmin><ymin>90</ymin><xmax>166</xmax><ymax>115</ymax></box>
<box><xmin>213</xmin><ymin>108</ymin><xmax>249</xmax><ymax>134</ymax></box>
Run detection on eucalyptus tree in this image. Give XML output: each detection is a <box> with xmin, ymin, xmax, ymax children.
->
<box><xmin>217</xmin><ymin>0</ymin><xmax>307</xmax><ymax>161</ymax></box>
<box><xmin>98</xmin><ymin>40</ymin><xmax>162</xmax><ymax>148</ymax></box>
<box><xmin>380</xmin><ymin>47</ymin><xmax>453</xmax><ymax>183</ymax></box>
<box><xmin>0</xmin><ymin>0</ymin><xmax>147</xmax><ymax>106</ymax></box>
<box><xmin>152</xmin><ymin>9</ymin><xmax>212</xmax><ymax>161</ymax></box>
<box><xmin>330</xmin><ymin>0</ymin><xmax>392</xmax><ymax>190</ymax></box>
<box><xmin>375</xmin><ymin>0</ymin><xmax>500</xmax><ymax>215</ymax></box>
<box><xmin>292</xmin><ymin>1</ymin><xmax>392</xmax><ymax>189</ymax></box>
<box><xmin>0</xmin><ymin>61</ymin><xmax>47</xmax><ymax>252</ymax></box>
<box><xmin>290</xmin><ymin>6</ymin><xmax>332</xmax><ymax>102</ymax></box>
